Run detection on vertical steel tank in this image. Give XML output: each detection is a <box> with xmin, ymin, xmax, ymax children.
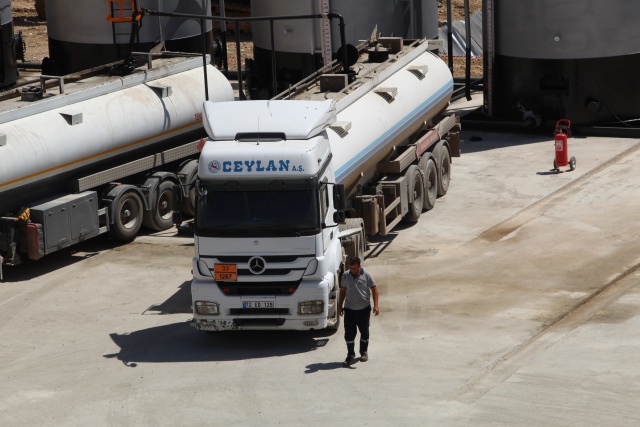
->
<box><xmin>485</xmin><ymin>0</ymin><xmax>640</xmax><ymax>126</ymax></box>
<box><xmin>250</xmin><ymin>0</ymin><xmax>439</xmax><ymax>97</ymax></box>
<box><xmin>0</xmin><ymin>0</ymin><xmax>18</xmax><ymax>88</ymax></box>
<box><xmin>45</xmin><ymin>0</ymin><xmax>213</xmax><ymax>75</ymax></box>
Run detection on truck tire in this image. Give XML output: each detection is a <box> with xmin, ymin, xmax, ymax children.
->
<box><xmin>143</xmin><ymin>180</ymin><xmax>175</xmax><ymax>231</ymax></box>
<box><xmin>406</xmin><ymin>165</ymin><xmax>423</xmax><ymax>222</ymax></box>
<box><xmin>437</xmin><ymin>146</ymin><xmax>451</xmax><ymax>197</ymax></box>
<box><xmin>111</xmin><ymin>191</ymin><xmax>143</xmax><ymax>241</ymax></box>
<box><xmin>420</xmin><ymin>156</ymin><xmax>437</xmax><ymax>211</ymax></box>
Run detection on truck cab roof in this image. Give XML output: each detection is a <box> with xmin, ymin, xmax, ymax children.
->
<box><xmin>203</xmin><ymin>99</ymin><xmax>336</xmax><ymax>141</ymax></box>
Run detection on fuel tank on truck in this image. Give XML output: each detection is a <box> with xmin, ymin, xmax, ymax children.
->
<box><xmin>44</xmin><ymin>0</ymin><xmax>214</xmax><ymax>75</ymax></box>
<box><xmin>275</xmin><ymin>38</ymin><xmax>453</xmax><ymax>196</ymax></box>
<box><xmin>0</xmin><ymin>55</ymin><xmax>234</xmax><ymax>215</ymax></box>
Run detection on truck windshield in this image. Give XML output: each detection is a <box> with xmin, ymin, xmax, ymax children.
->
<box><xmin>196</xmin><ymin>189</ymin><xmax>320</xmax><ymax>237</ymax></box>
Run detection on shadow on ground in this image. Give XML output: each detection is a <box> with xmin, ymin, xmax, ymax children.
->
<box><xmin>104</xmin><ymin>323</ymin><xmax>337</xmax><ymax>366</ymax></box>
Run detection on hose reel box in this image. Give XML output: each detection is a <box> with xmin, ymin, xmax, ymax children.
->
<box><xmin>29</xmin><ymin>192</ymin><xmax>100</xmax><ymax>255</ymax></box>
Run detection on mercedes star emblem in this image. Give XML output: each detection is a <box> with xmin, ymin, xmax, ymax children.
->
<box><xmin>248</xmin><ymin>256</ymin><xmax>266</xmax><ymax>275</ymax></box>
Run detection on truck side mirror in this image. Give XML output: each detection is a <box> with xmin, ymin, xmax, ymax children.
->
<box><xmin>333</xmin><ymin>210</ymin><xmax>346</xmax><ymax>224</ymax></box>
<box><xmin>333</xmin><ymin>184</ymin><xmax>346</xmax><ymax>211</ymax></box>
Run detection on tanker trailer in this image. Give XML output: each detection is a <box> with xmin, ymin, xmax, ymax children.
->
<box><xmin>189</xmin><ymin>36</ymin><xmax>461</xmax><ymax>331</ymax></box>
<box><xmin>0</xmin><ymin>53</ymin><xmax>233</xmax><ymax>278</ymax></box>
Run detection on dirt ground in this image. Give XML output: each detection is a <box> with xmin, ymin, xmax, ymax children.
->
<box><xmin>11</xmin><ymin>0</ymin><xmax>482</xmax><ymax>77</ymax></box>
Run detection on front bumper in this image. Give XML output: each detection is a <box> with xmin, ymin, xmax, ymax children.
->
<box><xmin>191</xmin><ymin>278</ymin><xmax>332</xmax><ymax>331</ymax></box>
<box><xmin>191</xmin><ymin>316</ymin><xmax>329</xmax><ymax>331</ymax></box>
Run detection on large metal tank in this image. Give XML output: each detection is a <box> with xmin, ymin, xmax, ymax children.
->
<box><xmin>250</xmin><ymin>0</ymin><xmax>439</xmax><ymax>97</ymax></box>
<box><xmin>0</xmin><ymin>0</ymin><xmax>18</xmax><ymax>88</ymax></box>
<box><xmin>485</xmin><ymin>0</ymin><xmax>640</xmax><ymax>126</ymax></box>
<box><xmin>45</xmin><ymin>0</ymin><xmax>213</xmax><ymax>75</ymax></box>
<box><xmin>0</xmin><ymin>57</ymin><xmax>233</xmax><ymax>214</ymax></box>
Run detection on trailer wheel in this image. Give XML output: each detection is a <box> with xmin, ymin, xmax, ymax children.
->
<box><xmin>111</xmin><ymin>191</ymin><xmax>143</xmax><ymax>241</ymax></box>
<box><xmin>406</xmin><ymin>165</ymin><xmax>423</xmax><ymax>222</ymax></box>
<box><xmin>420</xmin><ymin>156</ymin><xmax>438</xmax><ymax>211</ymax></box>
<box><xmin>437</xmin><ymin>147</ymin><xmax>451</xmax><ymax>197</ymax></box>
<box><xmin>143</xmin><ymin>180</ymin><xmax>175</xmax><ymax>231</ymax></box>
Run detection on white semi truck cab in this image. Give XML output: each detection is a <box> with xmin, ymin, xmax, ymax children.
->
<box><xmin>190</xmin><ymin>36</ymin><xmax>460</xmax><ymax>331</ymax></box>
<box><xmin>192</xmin><ymin>100</ymin><xmax>346</xmax><ymax>330</ymax></box>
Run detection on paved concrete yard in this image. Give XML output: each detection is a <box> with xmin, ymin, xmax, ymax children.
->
<box><xmin>2</xmin><ymin>96</ymin><xmax>640</xmax><ymax>425</ymax></box>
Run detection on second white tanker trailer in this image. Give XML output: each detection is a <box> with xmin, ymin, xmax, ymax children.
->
<box><xmin>188</xmin><ymin>36</ymin><xmax>461</xmax><ymax>331</ymax></box>
<box><xmin>0</xmin><ymin>54</ymin><xmax>233</xmax><ymax>279</ymax></box>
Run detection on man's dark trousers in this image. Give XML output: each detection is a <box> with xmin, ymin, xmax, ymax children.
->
<box><xmin>344</xmin><ymin>306</ymin><xmax>371</xmax><ymax>356</ymax></box>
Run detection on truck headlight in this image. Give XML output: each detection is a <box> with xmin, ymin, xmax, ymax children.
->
<box><xmin>195</xmin><ymin>301</ymin><xmax>219</xmax><ymax>315</ymax></box>
<box><xmin>303</xmin><ymin>259</ymin><xmax>318</xmax><ymax>276</ymax></box>
<box><xmin>299</xmin><ymin>300</ymin><xmax>323</xmax><ymax>314</ymax></box>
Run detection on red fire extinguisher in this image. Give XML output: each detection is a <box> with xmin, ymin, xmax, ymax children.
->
<box><xmin>553</xmin><ymin>119</ymin><xmax>576</xmax><ymax>172</ymax></box>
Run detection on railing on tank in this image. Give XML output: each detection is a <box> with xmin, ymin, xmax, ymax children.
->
<box><xmin>138</xmin><ymin>9</ymin><xmax>349</xmax><ymax>102</ymax></box>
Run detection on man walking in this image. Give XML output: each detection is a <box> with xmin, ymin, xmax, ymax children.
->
<box><xmin>339</xmin><ymin>256</ymin><xmax>379</xmax><ymax>367</ymax></box>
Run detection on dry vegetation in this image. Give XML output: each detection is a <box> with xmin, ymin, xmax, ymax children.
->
<box><xmin>12</xmin><ymin>0</ymin><xmax>482</xmax><ymax>77</ymax></box>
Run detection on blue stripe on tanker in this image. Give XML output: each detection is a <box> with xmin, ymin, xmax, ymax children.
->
<box><xmin>335</xmin><ymin>81</ymin><xmax>453</xmax><ymax>184</ymax></box>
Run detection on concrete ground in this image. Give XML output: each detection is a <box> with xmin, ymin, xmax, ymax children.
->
<box><xmin>2</xmin><ymin>94</ymin><xmax>640</xmax><ymax>426</ymax></box>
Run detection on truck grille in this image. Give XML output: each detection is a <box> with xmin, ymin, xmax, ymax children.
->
<box><xmin>216</xmin><ymin>255</ymin><xmax>300</xmax><ymax>263</ymax></box>
<box><xmin>217</xmin><ymin>281</ymin><xmax>301</xmax><ymax>295</ymax></box>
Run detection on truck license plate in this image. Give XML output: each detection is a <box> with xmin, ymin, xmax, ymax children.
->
<box><xmin>214</xmin><ymin>264</ymin><xmax>237</xmax><ymax>281</ymax></box>
<box><xmin>242</xmin><ymin>300</ymin><xmax>274</xmax><ymax>309</ymax></box>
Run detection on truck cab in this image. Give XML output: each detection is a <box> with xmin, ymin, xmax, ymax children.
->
<box><xmin>191</xmin><ymin>100</ymin><xmax>346</xmax><ymax>330</ymax></box>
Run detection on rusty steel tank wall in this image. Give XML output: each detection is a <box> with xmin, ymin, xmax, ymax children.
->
<box><xmin>485</xmin><ymin>0</ymin><xmax>640</xmax><ymax>127</ymax></box>
<box><xmin>45</xmin><ymin>0</ymin><xmax>213</xmax><ymax>75</ymax></box>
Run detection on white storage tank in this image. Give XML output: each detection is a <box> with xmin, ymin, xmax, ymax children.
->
<box><xmin>44</xmin><ymin>0</ymin><xmax>213</xmax><ymax>75</ymax></box>
<box><xmin>250</xmin><ymin>0</ymin><xmax>439</xmax><ymax>97</ymax></box>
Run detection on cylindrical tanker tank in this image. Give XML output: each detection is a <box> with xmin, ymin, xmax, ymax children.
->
<box><xmin>44</xmin><ymin>0</ymin><xmax>213</xmax><ymax>75</ymax></box>
<box><xmin>0</xmin><ymin>57</ymin><xmax>233</xmax><ymax>215</ymax></box>
<box><xmin>250</xmin><ymin>0</ymin><xmax>440</xmax><ymax>97</ymax></box>
<box><xmin>328</xmin><ymin>49</ymin><xmax>452</xmax><ymax>193</ymax></box>
<box><xmin>486</xmin><ymin>0</ymin><xmax>640</xmax><ymax>126</ymax></box>
<box><xmin>0</xmin><ymin>0</ymin><xmax>18</xmax><ymax>88</ymax></box>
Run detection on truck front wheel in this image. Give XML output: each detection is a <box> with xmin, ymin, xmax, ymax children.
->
<box><xmin>111</xmin><ymin>191</ymin><xmax>144</xmax><ymax>241</ymax></box>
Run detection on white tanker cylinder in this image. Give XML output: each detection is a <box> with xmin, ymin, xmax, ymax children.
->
<box><xmin>0</xmin><ymin>59</ymin><xmax>234</xmax><ymax>215</ymax></box>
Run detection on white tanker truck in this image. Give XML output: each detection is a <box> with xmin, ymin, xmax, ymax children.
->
<box><xmin>189</xmin><ymin>36</ymin><xmax>461</xmax><ymax>331</ymax></box>
<box><xmin>0</xmin><ymin>54</ymin><xmax>234</xmax><ymax>279</ymax></box>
